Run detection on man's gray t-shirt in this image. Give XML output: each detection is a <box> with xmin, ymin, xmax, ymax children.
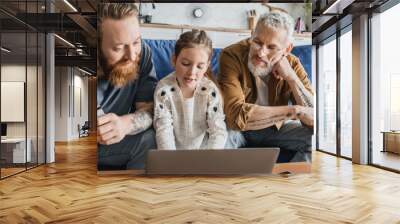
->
<box><xmin>97</xmin><ymin>42</ymin><xmax>158</xmax><ymax>115</ymax></box>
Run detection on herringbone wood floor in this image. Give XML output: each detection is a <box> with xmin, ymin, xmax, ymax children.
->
<box><xmin>1</xmin><ymin>135</ymin><xmax>400</xmax><ymax>224</ymax></box>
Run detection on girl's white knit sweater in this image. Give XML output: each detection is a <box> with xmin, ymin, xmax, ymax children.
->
<box><xmin>153</xmin><ymin>72</ymin><xmax>228</xmax><ymax>150</ymax></box>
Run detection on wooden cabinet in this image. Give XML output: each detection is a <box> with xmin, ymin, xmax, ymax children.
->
<box><xmin>382</xmin><ymin>132</ymin><xmax>400</xmax><ymax>154</ymax></box>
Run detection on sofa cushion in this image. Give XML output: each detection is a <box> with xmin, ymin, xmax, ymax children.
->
<box><xmin>144</xmin><ymin>39</ymin><xmax>311</xmax><ymax>81</ymax></box>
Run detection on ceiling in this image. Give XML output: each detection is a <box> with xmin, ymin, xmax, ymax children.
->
<box><xmin>311</xmin><ymin>0</ymin><xmax>392</xmax><ymax>44</ymax></box>
<box><xmin>1</xmin><ymin>0</ymin><xmax>397</xmax><ymax>72</ymax></box>
<box><xmin>0</xmin><ymin>0</ymin><xmax>97</xmax><ymax>73</ymax></box>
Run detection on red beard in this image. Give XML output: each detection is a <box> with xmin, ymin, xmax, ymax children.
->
<box><xmin>106</xmin><ymin>55</ymin><xmax>141</xmax><ymax>88</ymax></box>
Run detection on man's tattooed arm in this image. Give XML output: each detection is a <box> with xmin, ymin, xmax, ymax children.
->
<box><xmin>126</xmin><ymin>102</ymin><xmax>153</xmax><ymax>135</ymax></box>
<box><xmin>288</xmin><ymin>77</ymin><xmax>314</xmax><ymax>107</ymax></box>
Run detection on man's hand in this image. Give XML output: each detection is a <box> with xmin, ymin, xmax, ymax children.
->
<box><xmin>294</xmin><ymin>105</ymin><xmax>314</xmax><ymax>127</ymax></box>
<box><xmin>272</xmin><ymin>56</ymin><xmax>297</xmax><ymax>82</ymax></box>
<box><xmin>97</xmin><ymin>113</ymin><xmax>130</xmax><ymax>145</ymax></box>
<box><xmin>273</xmin><ymin>55</ymin><xmax>315</xmax><ymax>107</ymax></box>
<box><xmin>97</xmin><ymin>102</ymin><xmax>154</xmax><ymax>146</ymax></box>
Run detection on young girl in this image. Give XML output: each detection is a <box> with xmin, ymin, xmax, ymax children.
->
<box><xmin>153</xmin><ymin>30</ymin><xmax>228</xmax><ymax>150</ymax></box>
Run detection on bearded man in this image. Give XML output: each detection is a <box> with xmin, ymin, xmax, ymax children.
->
<box><xmin>218</xmin><ymin>11</ymin><xmax>314</xmax><ymax>163</ymax></box>
<box><xmin>97</xmin><ymin>3</ymin><xmax>157</xmax><ymax>170</ymax></box>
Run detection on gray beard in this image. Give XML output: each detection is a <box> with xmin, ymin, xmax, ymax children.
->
<box><xmin>247</xmin><ymin>59</ymin><xmax>273</xmax><ymax>78</ymax></box>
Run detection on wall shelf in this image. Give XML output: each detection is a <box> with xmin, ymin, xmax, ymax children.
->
<box><xmin>141</xmin><ymin>23</ymin><xmax>311</xmax><ymax>46</ymax></box>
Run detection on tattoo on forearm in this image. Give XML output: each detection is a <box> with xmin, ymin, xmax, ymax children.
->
<box><xmin>127</xmin><ymin>111</ymin><xmax>152</xmax><ymax>135</ymax></box>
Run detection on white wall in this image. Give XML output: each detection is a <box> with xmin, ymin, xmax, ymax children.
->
<box><xmin>55</xmin><ymin>66</ymin><xmax>69</xmax><ymax>141</ymax></box>
<box><xmin>54</xmin><ymin>67</ymin><xmax>89</xmax><ymax>141</ymax></box>
<box><xmin>72</xmin><ymin>73</ymin><xmax>89</xmax><ymax>138</ymax></box>
<box><xmin>1</xmin><ymin>65</ymin><xmax>26</xmax><ymax>139</ymax></box>
<box><xmin>1</xmin><ymin>64</ymin><xmax>45</xmax><ymax>164</ymax></box>
<box><xmin>0</xmin><ymin>65</ymin><xmax>40</xmax><ymax>138</ymax></box>
<box><xmin>139</xmin><ymin>3</ymin><xmax>310</xmax><ymax>31</ymax></box>
<box><xmin>139</xmin><ymin>3</ymin><xmax>311</xmax><ymax>48</ymax></box>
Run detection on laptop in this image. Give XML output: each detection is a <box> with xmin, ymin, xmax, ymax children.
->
<box><xmin>145</xmin><ymin>148</ymin><xmax>280</xmax><ymax>175</ymax></box>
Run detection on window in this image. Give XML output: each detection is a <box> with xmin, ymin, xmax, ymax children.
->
<box><xmin>339</xmin><ymin>29</ymin><xmax>352</xmax><ymax>158</ymax></box>
<box><xmin>0</xmin><ymin>0</ymin><xmax>47</xmax><ymax>179</ymax></box>
<box><xmin>370</xmin><ymin>2</ymin><xmax>400</xmax><ymax>171</ymax></box>
<box><xmin>317</xmin><ymin>37</ymin><xmax>337</xmax><ymax>154</ymax></box>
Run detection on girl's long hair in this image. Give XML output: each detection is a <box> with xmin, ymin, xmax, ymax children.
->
<box><xmin>174</xmin><ymin>30</ymin><xmax>218</xmax><ymax>85</ymax></box>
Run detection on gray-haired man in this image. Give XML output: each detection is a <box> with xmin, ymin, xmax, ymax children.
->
<box><xmin>218</xmin><ymin>10</ymin><xmax>314</xmax><ymax>162</ymax></box>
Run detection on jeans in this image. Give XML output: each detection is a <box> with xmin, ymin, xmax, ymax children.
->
<box><xmin>243</xmin><ymin>120</ymin><xmax>313</xmax><ymax>163</ymax></box>
<box><xmin>98</xmin><ymin>128</ymin><xmax>156</xmax><ymax>170</ymax></box>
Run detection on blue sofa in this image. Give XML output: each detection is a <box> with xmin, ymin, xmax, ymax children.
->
<box><xmin>143</xmin><ymin>39</ymin><xmax>312</xmax><ymax>81</ymax></box>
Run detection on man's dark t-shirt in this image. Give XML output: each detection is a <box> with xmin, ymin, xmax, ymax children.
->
<box><xmin>97</xmin><ymin>42</ymin><xmax>158</xmax><ymax>115</ymax></box>
<box><xmin>97</xmin><ymin>42</ymin><xmax>158</xmax><ymax>170</ymax></box>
